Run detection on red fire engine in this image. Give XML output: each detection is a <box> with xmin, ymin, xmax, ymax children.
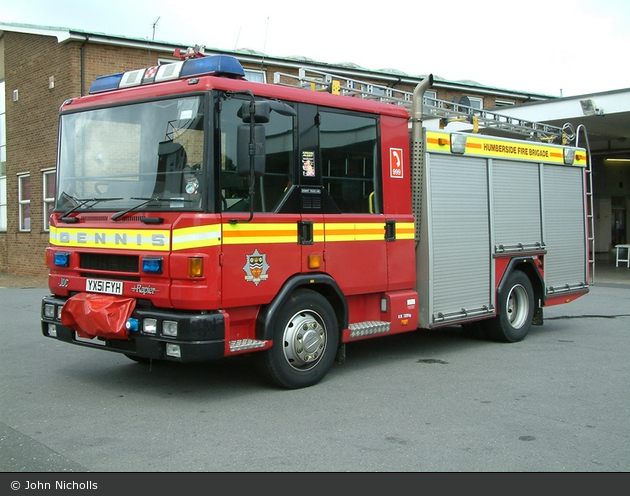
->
<box><xmin>41</xmin><ymin>47</ymin><xmax>592</xmax><ymax>388</ymax></box>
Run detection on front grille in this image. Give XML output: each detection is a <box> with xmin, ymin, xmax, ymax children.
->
<box><xmin>80</xmin><ymin>253</ymin><xmax>139</xmax><ymax>273</ymax></box>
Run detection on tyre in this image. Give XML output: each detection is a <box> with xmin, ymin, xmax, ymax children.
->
<box><xmin>255</xmin><ymin>289</ymin><xmax>339</xmax><ymax>389</ymax></box>
<box><xmin>487</xmin><ymin>271</ymin><xmax>534</xmax><ymax>343</ymax></box>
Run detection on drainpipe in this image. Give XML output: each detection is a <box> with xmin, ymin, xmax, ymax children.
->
<box><xmin>80</xmin><ymin>36</ymin><xmax>89</xmax><ymax>96</ymax></box>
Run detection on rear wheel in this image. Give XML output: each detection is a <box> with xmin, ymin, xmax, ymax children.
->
<box><xmin>487</xmin><ymin>271</ymin><xmax>534</xmax><ymax>343</ymax></box>
<box><xmin>255</xmin><ymin>289</ymin><xmax>339</xmax><ymax>389</ymax></box>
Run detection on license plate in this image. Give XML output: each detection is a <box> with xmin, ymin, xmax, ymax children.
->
<box><xmin>75</xmin><ymin>332</ymin><xmax>106</xmax><ymax>346</ymax></box>
<box><xmin>86</xmin><ymin>278</ymin><xmax>123</xmax><ymax>295</ymax></box>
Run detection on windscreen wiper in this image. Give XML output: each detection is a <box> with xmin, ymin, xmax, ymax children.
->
<box><xmin>111</xmin><ymin>197</ymin><xmax>191</xmax><ymax>221</ymax></box>
<box><xmin>60</xmin><ymin>197</ymin><xmax>123</xmax><ymax>223</ymax></box>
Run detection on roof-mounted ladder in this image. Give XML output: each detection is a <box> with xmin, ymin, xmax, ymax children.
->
<box><xmin>273</xmin><ymin>67</ymin><xmax>570</xmax><ymax>144</ymax></box>
<box><xmin>575</xmin><ymin>124</ymin><xmax>596</xmax><ymax>284</ymax></box>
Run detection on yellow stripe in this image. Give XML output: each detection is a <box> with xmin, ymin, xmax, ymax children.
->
<box><xmin>396</xmin><ymin>222</ymin><xmax>415</xmax><ymax>240</ymax></box>
<box><xmin>325</xmin><ymin>222</ymin><xmax>385</xmax><ymax>242</ymax></box>
<box><xmin>223</xmin><ymin>222</ymin><xmax>299</xmax><ymax>244</ymax></box>
<box><xmin>50</xmin><ymin>221</ymin><xmax>415</xmax><ymax>251</ymax></box>
<box><xmin>50</xmin><ymin>226</ymin><xmax>170</xmax><ymax>251</ymax></box>
<box><xmin>172</xmin><ymin>225</ymin><xmax>221</xmax><ymax>251</ymax></box>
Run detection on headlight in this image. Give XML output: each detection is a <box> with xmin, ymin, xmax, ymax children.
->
<box><xmin>162</xmin><ymin>320</ymin><xmax>178</xmax><ymax>337</ymax></box>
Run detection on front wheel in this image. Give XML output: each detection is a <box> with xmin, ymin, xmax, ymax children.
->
<box><xmin>255</xmin><ymin>289</ymin><xmax>339</xmax><ymax>389</ymax></box>
<box><xmin>487</xmin><ymin>271</ymin><xmax>534</xmax><ymax>343</ymax></box>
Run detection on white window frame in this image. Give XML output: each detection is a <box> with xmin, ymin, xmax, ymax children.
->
<box><xmin>466</xmin><ymin>96</ymin><xmax>483</xmax><ymax>109</ymax></box>
<box><xmin>0</xmin><ymin>79</ymin><xmax>6</xmax><ymax>232</ymax></box>
<box><xmin>423</xmin><ymin>89</ymin><xmax>437</xmax><ymax>106</ymax></box>
<box><xmin>244</xmin><ymin>69</ymin><xmax>265</xmax><ymax>83</ymax></box>
<box><xmin>18</xmin><ymin>173</ymin><xmax>31</xmax><ymax>232</ymax></box>
<box><xmin>43</xmin><ymin>169</ymin><xmax>56</xmax><ymax>232</ymax></box>
<box><xmin>0</xmin><ymin>175</ymin><xmax>6</xmax><ymax>232</ymax></box>
<box><xmin>495</xmin><ymin>99</ymin><xmax>515</xmax><ymax>108</ymax></box>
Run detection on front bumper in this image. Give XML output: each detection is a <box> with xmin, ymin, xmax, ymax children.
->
<box><xmin>41</xmin><ymin>295</ymin><xmax>225</xmax><ymax>362</ymax></box>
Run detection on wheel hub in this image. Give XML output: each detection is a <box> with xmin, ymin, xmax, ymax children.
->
<box><xmin>507</xmin><ymin>284</ymin><xmax>528</xmax><ymax>329</ymax></box>
<box><xmin>283</xmin><ymin>311</ymin><xmax>327</xmax><ymax>370</ymax></box>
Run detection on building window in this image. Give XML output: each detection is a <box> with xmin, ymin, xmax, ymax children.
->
<box><xmin>466</xmin><ymin>96</ymin><xmax>483</xmax><ymax>109</ymax></box>
<box><xmin>43</xmin><ymin>169</ymin><xmax>56</xmax><ymax>231</ymax></box>
<box><xmin>18</xmin><ymin>174</ymin><xmax>31</xmax><ymax>231</ymax></box>
<box><xmin>423</xmin><ymin>90</ymin><xmax>437</xmax><ymax>107</ymax></box>
<box><xmin>244</xmin><ymin>70</ymin><xmax>265</xmax><ymax>83</ymax></box>
<box><xmin>1</xmin><ymin>79</ymin><xmax>6</xmax><ymax>232</ymax></box>
<box><xmin>0</xmin><ymin>176</ymin><xmax>6</xmax><ymax>232</ymax></box>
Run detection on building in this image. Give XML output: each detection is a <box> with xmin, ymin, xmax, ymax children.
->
<box><xmin>1</xmin><ymin>22</ymin><xmax>627</xmax><ymax>276</ymax></box>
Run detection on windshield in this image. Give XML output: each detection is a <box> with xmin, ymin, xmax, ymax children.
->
<box><xmin>56</xmin><ymin>96</ymin><xmax>205</xmax><ymax>213</ymax></box>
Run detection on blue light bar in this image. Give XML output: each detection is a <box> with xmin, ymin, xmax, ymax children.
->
<box><xmin>89</xmin><ymin>73</ymin><xmax>124</xmax><ymax>94</ymax></box>
<box><xmin>142</xmin><ymin>257</ymin><xmax>163</xmax><ymax>274</ymax></box>
<box><xmin>54</xmin><ymin>252</ymin><xmax>70</xmax><ymax>267</ymax></box>
<box><xmin>88</xmin><ymin>55</ymin><xmax>245</xmax><ymax>94</ymax></box>
<box><xmin>181</xmin><ymin>55</ymin><xmax>245</xmax><ymax>79</ymax></box>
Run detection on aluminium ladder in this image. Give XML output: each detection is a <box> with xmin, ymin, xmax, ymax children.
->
<box><xmin>273</xmin><ymin>67</ymin><xmax>571</xmax><ymax>144</ymax></box>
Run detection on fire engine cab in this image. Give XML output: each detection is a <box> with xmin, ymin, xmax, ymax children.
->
<box><xmin>41</xmin><ymin>47</ymin><xmax>592</xmax><ymax>388</ymax></box>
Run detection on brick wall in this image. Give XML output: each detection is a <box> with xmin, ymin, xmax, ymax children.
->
<box><xmin>1</xmin><ymin>32</ymin><xmax>172</xmax><ymax>276</ymax></box>
<box><xmin>0</xmin><ymin>30</ymin><xmax>523</xmax><ymax>277</ymax></box>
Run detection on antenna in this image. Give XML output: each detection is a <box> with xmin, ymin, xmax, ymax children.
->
<box><xmin>152</xmin><ymin>17</ymin><xmax>160</xmax><ymax>40</ymax></box>
<box><xmin>263</xmin><ymin>17</ymin><xmax>269</xmax><ymax>54</ymax></box>
<box><xmin>234</xmin><ymin>26</ymin><xmax>242</xmax><ymax>50</ymax></box>
<box><xmin>261</xmin><ymin>17</ymin><xmax>269</xmax><ymax>70</ymax></box>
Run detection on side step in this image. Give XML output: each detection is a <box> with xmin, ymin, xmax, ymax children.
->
<box><xmin>348</xmin><ymin>321</ymin><xmax>391</xmax><ymax>339</ymax></box>
<box><xmin>229</xmin><ymin>339</ymin><xmax>267</xmax><ymax>353</ymax></box>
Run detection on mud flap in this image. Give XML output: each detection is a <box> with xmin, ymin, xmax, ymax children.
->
<box><xmin>61</xmin><ymin>293</ymin><xmax>136</xmax><ymax>340</ymax></box>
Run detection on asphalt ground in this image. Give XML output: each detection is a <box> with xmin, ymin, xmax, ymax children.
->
<box><xmin>0</xmin><ymin>258</ymin><xmax>628</xmax><ymax>479</ymax></box>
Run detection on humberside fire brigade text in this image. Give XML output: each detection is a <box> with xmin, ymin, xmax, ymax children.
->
<box><xmin>483</xmin><ymin>142</ymin><xmax>550</xmax><ymax>158</ymax></box>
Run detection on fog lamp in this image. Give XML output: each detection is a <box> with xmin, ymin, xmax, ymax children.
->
<box><xmin>165</xmin><ymin>343</ymin><xmax>181</xmax><ymax>358</ymax></box>
<box><xmin>48</xmin><ymin>324</ymin><xmax>57</xmax><ymax>337</ymax></box>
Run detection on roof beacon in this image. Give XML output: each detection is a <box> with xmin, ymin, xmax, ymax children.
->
<box><xmin>89</xmin><ymin>47</ymin><xmax>245</xmax><ymax>94</ymax></box>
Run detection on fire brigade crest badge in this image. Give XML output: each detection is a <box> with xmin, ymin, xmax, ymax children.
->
<box><xmin>243</xmin><ymin>249</ymin><xmax>269</xmax><ymax>286</ymax></box>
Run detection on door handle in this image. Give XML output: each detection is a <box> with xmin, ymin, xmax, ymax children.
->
<box><xmin>298</xmin><ymin>220</ymin><xmax>314</xmax><ymax>245</ymax></box>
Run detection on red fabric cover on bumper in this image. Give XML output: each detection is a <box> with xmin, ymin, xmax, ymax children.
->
<box><xmin>61</xmin><ymin>293</ymin><xmax>136</xmax><ymax>340</ymax></box>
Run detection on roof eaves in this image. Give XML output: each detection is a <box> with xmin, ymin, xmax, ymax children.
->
<box><xmin>0</xmin><ymin>21</ymin><xmax>74</xmax><ymax>42</ymax></box>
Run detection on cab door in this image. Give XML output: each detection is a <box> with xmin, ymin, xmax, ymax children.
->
<box><xmin>218</xmin><ymin>96</ymin><xmax>301</xmax><ymax>310</ymax></box>
<box><xmin>315</xmin><ymin>108</ymin><xmax>389</xmax><ymax>296</ymax></box>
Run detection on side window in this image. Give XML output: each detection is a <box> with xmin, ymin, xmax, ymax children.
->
<box><xmin>43</xmin><ymin>169</ymin><xmax>56</xmax><ymax>231</ymax></box>
<box><xmin>220</xmin><ymin>97</ymin><xmax>294</xmax><ymax>213</ymax></box>
<box><xmin>319</xmin><ymin>111</ymin><xmax>379</xmax><ymax>213</ymax></box>
<box><xmin>18</xmin><ymin>173</ymin><xmax>31</xmax><ymax>231</ymax></box>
